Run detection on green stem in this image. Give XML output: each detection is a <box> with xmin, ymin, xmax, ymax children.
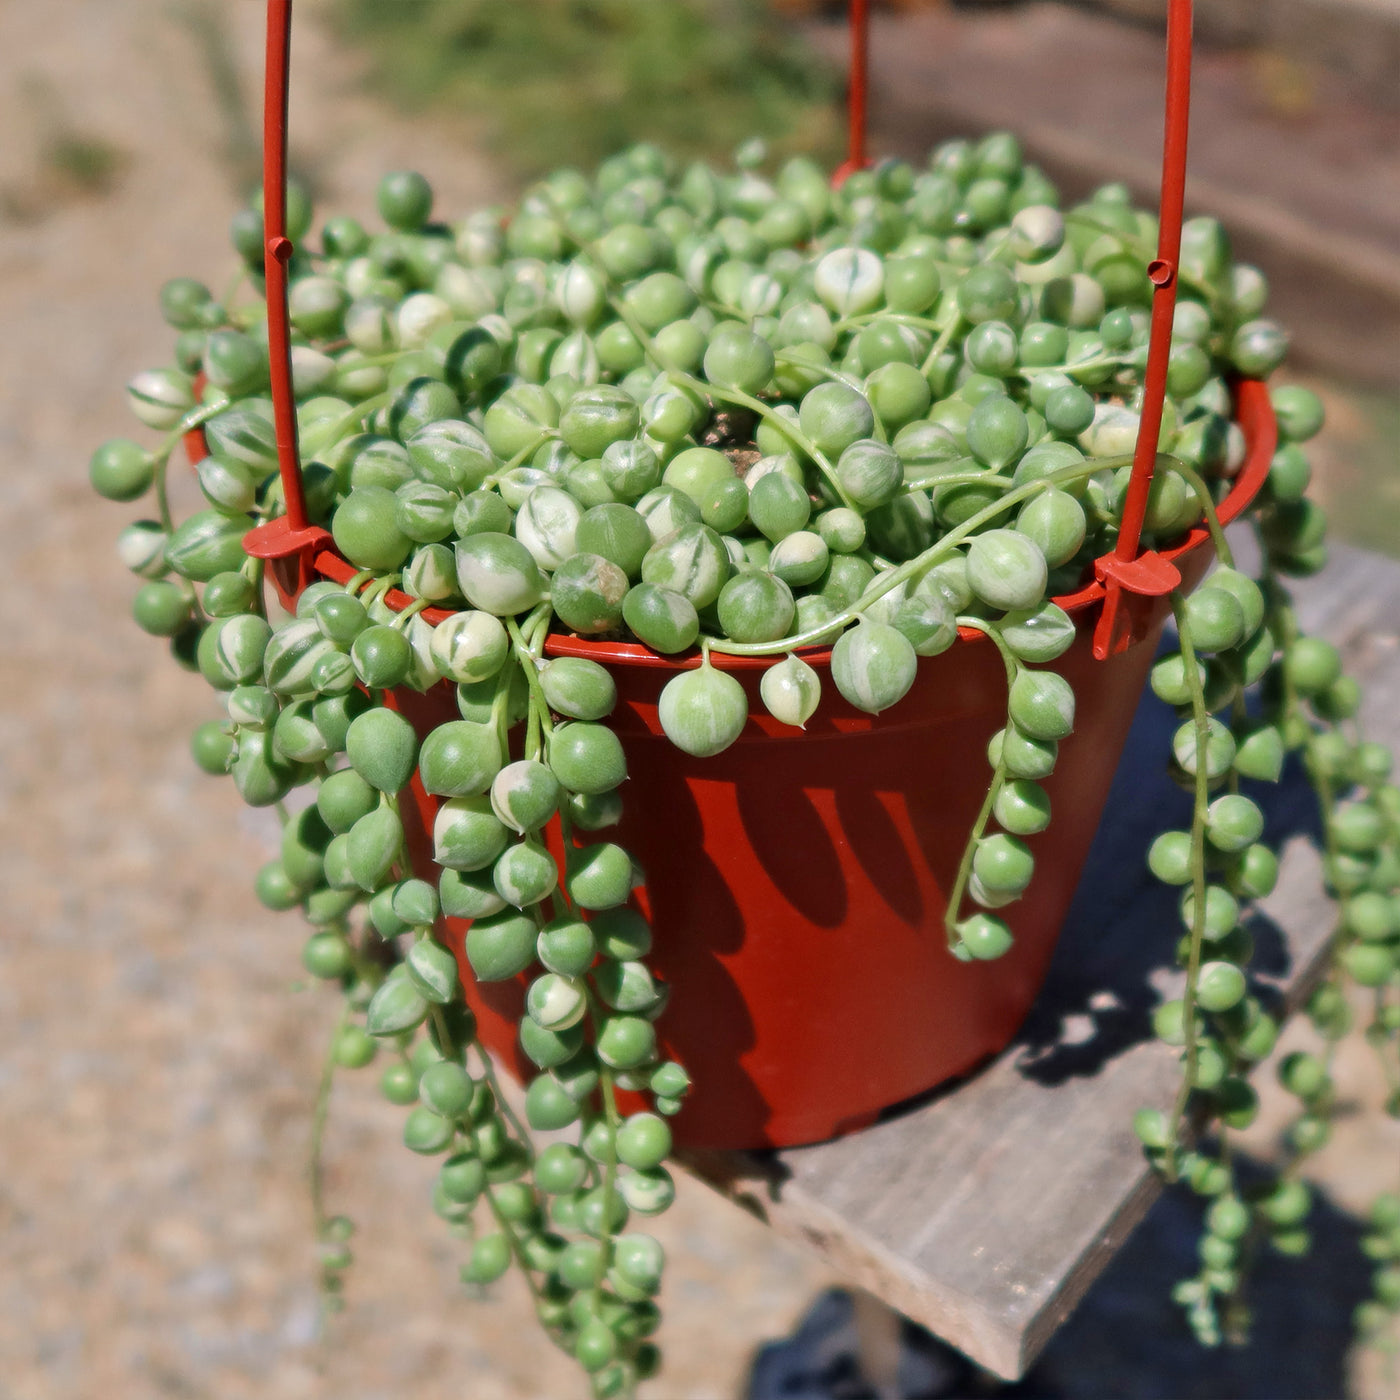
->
<box><xmin>382</xmin><ymin>790</ymin><xmax>412</xmax><ymax>885</ymax></box>
<box><xmin>473</xmin><ymin>1046</ymin><xmax>535</xmax><ymax>1165</ymax></box>
<box><xmin>170</xmin><ymin>397</ymin><xmax>241</xmax><ymax>441</ymax></box>
<box><xmin>506</xmin><ymin>583</ymin><xmax>640</xmax><ymax>1255</ymax></box>
<box><xmin>839</xmin><ymin>310</ymin><xmax>944</xmax><ymax>335</ymax></box>
<box><xmin>149</xmin><ymin>399</ymin><xmax>242</xmax><ymax>534</ymax></box>
<box><xmin>1012</xmin><ymin>353</ymin><xmax>1127</xmax><ymax>381</ymax></box>
<box><xmin>903</xmin><ymin>470</ymin><xmax>1013</xmax><ymax>492</ymax></box>
<box><xmin>528</xmin><ymin>608</ymin><xmax>553</xmax><ymax>655</ymax></box>
<box><xmin>418</xmin><ymin>977</ymin><xmax>536</xmax><ymax>1182</ymax></box>
<box><xmin>940</xmin><ymin>617</ymin><xmax>1021</xmax><ymax>945</ymax></box>
<box><xmin>336</xmin><ymin>389</ymin><xmax>392</xmax><ymax>439</ymax></box>
<box><xmin>360</xmin><ymin>574</ymin><xmax>399</xmax><ymax>612</ymax></box>
<box><xmin>391</xmin><ymin>596</ymin><xmax>432</xmax><ymax>630</ymax></box>
<box><xmin>505</xmin><ymin>609</ymin><xmax>557</xmax><ymax>754</ymax></box>
<box><xmin>1166</xmin><ymin>593</ymin><xmax>1213</xmax><ymax>1176</ymax></box>
<box><xmin>475</xmin><ymin>1170</ymin><xmax>552</xmax><ymax>1312</ymax></box>
<box><xmin>524</xmin><ymin>678</ymin><xmax>543</xmax><ymax>761</ymax></box>
<box><xmin>963</xmin><ymin>615</ymin><xmax>1021</xmax><ymax>687</ymax></box>
<box><xmin>495</xmin><ymin>430</ymin><xmax>559</xmax><ymax>478</ymax></box>
<box><xmin>601</xmin><ymin>268</ymin><xmax>860</xmax><ymax>508</ymax></box>
<box><xmin>178</xmin><ymin>577</ymin><xmax>207</xmax><ymax>626</ymax></box>
<box><xmin>426</xmin><ymin>1002</ymin><xmax>455</xmax><ymax>1058</ymax></box>
<box><xmin>1228</xmin><ymin>687</ymin><xmax>1249</xmax><ymax>797</ymax></box>
<box><xmin>945</xmin><ymin>763</ymin><xmax>1007</xmax><ymax>950</ymax></box>
<box><xmin>593</xmin><ymin>1014</ymin><xmax>624</xmax><ymax>1237</ymax></box>
<box><xmin>700</xmin><ymin>375</ymin><xmax>857</xmax><ymax>506</ymax></box>
<box><xmin>526</xmin><ymin>724</ymin><xmax>628</xmax><ymax>1281</ymax></box>
<box><xmin>309</xmin><ymin>1003</ymin><xmax>348</xmax><ymax>1245</ymax></box>
<box><xmin>152</xmin><ymin>453</ymin><xmax>175</xmax><ymax>534</ymax></box>
<box><xmin>219</xmin><ymin>265</ymin><xmax>247</xmax><ymax>310</ymax></box>
<box><xmin>335</xmin><ymin>348</ymin><xmax>404</xmax><ymax>370</ymax></box>
<box><xmin>242</xmin><ymin>556</ymin><xmax>267</xmax><ymax>620</ymax></box>
<box><xmin>294</xmin><ymin>389</ymin><xmax>394</xmax><ymax>465</ymax></box>
<box><xmin>708</xmin><ymin>454</ymin><xmax>1134</xmax><ymax>656</ymax></box>
<box><xmin>771</xmin><ymin>349</ymin><xmax>887</xmax><ymax>441</ymax></box>
<box><xmin>488</xmin><ymin>665</ymin><xmax>516</xmax><ymax>757</ymax></box>
<box><xmin>1370</xmin><ymin>989</ymin><xmax>1400</xmax><ymax>1097</ymax></box>
<box><xmin>1172</xmin><ymin>459</ymin><xmax>1234</xmax><ymax>567</ymax></box>
<box><xmin>920</xmin><ymin>313</ymin><xmax>964</xmax><ymax>377</ymax></box>
<box><xmin>773</xmin><ymin>348</ymin><xmax>866</xmax><ymax>397</ymax></box>
<box><xmin>1062</xmin><ymin>211</ymin><xmax>1150</xmax><ymax>259</ymax></box>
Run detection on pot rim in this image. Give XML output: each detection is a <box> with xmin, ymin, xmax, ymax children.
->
<box><xmin>295</xmin><ymin>378</ymin><xmax>1275</xmax><ymax>673</ymax></box>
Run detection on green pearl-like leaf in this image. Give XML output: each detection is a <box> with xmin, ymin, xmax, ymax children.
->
<box><xmin>759</xmin><ymin>654</ymin><xmax>821</xmax><ymax>728</ymax></box>
<box><xmin>658</xmin><ymin>662</ymin><xmax>748</xmax><ymax>757</ymax></box>
<box><xmin>465</xmin><ymin>910</ymin><xmax>537</xmax><ymax>982</ymax></box>
<box><xmin>406</xmin><ymin>938</ymin><xmax>460</xmax><ymax>1004</ymax></box>
<box><xmin>346</xmin><ymin>708</ymin><xmax>419</xmax><ymax>793</ymax></box>
<box><xmin>830</xmin><ymin>620</ymin><xmax>917</xmax><ymax>715</ymax></box>
<box><xmin>366</xmin><ymin>976</ymin><xmax>430</xmax><ymax>1037</ymax></box>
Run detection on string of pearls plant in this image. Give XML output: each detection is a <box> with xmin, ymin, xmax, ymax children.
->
<box><xmin>92</xmin><ymin>133</ymin><xmax>1400</xmax><ymax>1393</ymax></box>
<box><xmin>1136</xmin><ymin>530</ymin><xmax>1400</xmax><ymax>1352</ymax></box>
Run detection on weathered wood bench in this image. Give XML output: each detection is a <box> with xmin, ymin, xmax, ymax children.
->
<box><xmin>681</xmin><ymin>541</ymin><xmax>1400</xmax><ymax>1380</ymax></box>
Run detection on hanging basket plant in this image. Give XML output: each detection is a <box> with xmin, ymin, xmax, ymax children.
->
<box><xmin>90</xmin><ymin>0</ymin><xmax>1400</xmax><ymax>1393</ymax></box>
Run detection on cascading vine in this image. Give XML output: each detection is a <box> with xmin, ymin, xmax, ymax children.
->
<box><xmin>91</xmin><ymin>134</ymin><xmax>1400</xmax><ymax>1394</ymax></box>
<box><xmin>1130</xmin><ymin>429</ymin><xmax>1400</xmax><ymax>1353</ymax></box>
<box><xmin>208</xmin><ymin>578</ymin><xmax>683</xmax><ymax>1391</ymax></box>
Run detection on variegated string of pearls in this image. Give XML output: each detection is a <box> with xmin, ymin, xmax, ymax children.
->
<box><xmin>89</xmin><ymin>135</ymin><xmax>1400</xmax><ymax>1390</ymax></box>
<box><xmin>1132</xmin><ymin>507</ymin><xmax>1400</xmax><ymax>1350</ymax></box>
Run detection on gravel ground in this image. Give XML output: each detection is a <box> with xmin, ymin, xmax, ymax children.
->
<box><xmin>1</xmin><ymin>5</ymin><xmax>1395</xmax><ymax>1400</ymax></box>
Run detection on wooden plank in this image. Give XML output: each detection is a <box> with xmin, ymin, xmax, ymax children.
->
<box><xmin>681</xmin><ymin>542</ymin><xmax>1400</xmax><ymax>1380</ymax></box>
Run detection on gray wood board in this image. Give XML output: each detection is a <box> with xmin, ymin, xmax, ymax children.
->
<box><xmin>681</xmin><ymin>542</ymin><xmax>1400</xmax><ymax>1380</ymax></box>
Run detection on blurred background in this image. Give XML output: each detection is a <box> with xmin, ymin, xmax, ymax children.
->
<box><xmin>0</xmin><ymin>2</ymin><xmax>1396</xmax><ymax>1397</ymax></box>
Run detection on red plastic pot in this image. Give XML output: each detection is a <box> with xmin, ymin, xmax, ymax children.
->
<box><xmin>256</xmin><ymin>382</ymin><xmax>1276</xmax><ymax>1151</ymax></box>
<box><xmin>230</xmin><ymin>0</ymin><xmax>1239</xmax><ymax>1154</ymax></box>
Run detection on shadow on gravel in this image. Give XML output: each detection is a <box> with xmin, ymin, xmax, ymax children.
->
<box><xmin>745</xmin><ymin>1173</ymin><xmax>1370</xmax><ymax>1399</ymax></box>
